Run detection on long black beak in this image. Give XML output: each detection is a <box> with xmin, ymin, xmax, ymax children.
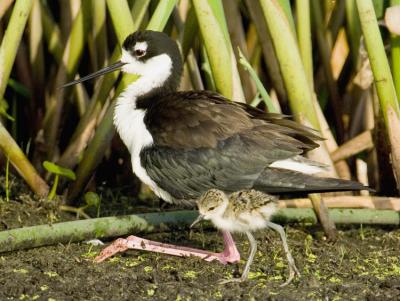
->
<box><xmin>61</xmin><ymin>61</ymin><xmax>126</xmax><ymax>88</ymax></box>
<box><xmin>190</xmin><ymin>214</ymin><xmax>205</xmax><ymax>228</ymax></box>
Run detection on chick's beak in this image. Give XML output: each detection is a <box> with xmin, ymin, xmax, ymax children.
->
<box><xmin>61</xmin><ymin>61</ymin><xmax>126</xmax><ymax>88</ymax></box>
<box><xmin>190</xmin><ymin>214</ymin><xmax>205</xmax><ymax>228</ymax></box>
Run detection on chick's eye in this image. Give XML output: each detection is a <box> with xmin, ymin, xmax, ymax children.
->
<box><xmin>208</xmin><ymin>206</ymin><xmax>216</xmax><ymax>211</ymax></box>
<box><xmin>135</xmin><ymin>49</ymin><xmax>146</xmax><ymax>57</ymax></box>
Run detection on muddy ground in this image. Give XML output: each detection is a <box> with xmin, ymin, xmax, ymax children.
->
<box><xmin>0</xmin><ymin>177</ymin><xmax>400</xmax><ymax>300</ymax></box>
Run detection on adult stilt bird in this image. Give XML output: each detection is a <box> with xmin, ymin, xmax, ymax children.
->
<box><xmin>63</xmin><ymin>30</ymin><xmax>369</xmax><ymax>263</ymax></box>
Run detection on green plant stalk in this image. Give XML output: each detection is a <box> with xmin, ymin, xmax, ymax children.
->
<box><xmin>28</xmin><ymin>0</ymin><xmax>44</xmax><ymax>89</ymax></box>
<box><xmin>43</xmin><ymin>0</ymin><xmax>92</xmax><ymax>156</ymax></box>
<box><xmin>90</xmin><ymin>0</ymin><xmax>107</xmax><ymax>70</ymax></box>
<box><xmin>0</xmin><ymin>122</ymin><xmax>49</xmax><ymax>197</ymax></box>
<box><xmin>192</xmin><ymin>0</ymin><xmax>232</xmax><ymax>98</ymax></box>
<box><xmin>277</xmin><ymin>0</ymin><xmax>296</xmax><ymax>35</ymax></box>
<box><xmin>67</xmin><ymin>106</ymin><xmax>115</xmax><ymax>201</ymax></box>
<box><xmin>65</xmin><ymin>1</ymin><xmax>92</xmax><ymax>79</ymax></box>
<box><xmin>146</xmin><ymin>0</ymin><xmax>177</xmax><ymax>31</ymax></box>
<box><xmin>345</xmin><ymin>0</ymin><xmax>362</xmax><ymax>65</ymax></box>
<box><xmin>356</xmin><ymin>0</ymin><xmax>400</xmax><ymax>190</ymax></box>
<box><xmin>174</xmin><ymin>8</ymin><xmax>204</xmax><ymax>91</ymax></box>
<box><xmin>40</xmin><ymin>1</ymin><xmax>63</xmax><ymax>61</ymax></box>
<box><xmin>245</xmin><ymin>0</ymin><xmax>287</xmax><ymax>102</ymax></box>
<box><xmin>68</xmin><ymin>0</ymin><xmax>177</xmax><ymax>201</ymax></box>
<box><xmin>258</xmin><ymin>0</ymin><xmax>320</xmax><ymax>129</ymax></box>
<box><xmin>391</xmin><ymin>0</ymin><xmax>400</xmax><ymax>103</ymax></box>
<box><xmin>311</xmin><ymin>0</ymin><xmax>344</xmax><ymax>142</ymax></box>
<box><xmin>106</xmin><ymin>0</ymin><xmax>134</xmax><ymax>45</ymax></box>
<box><xmin>0</xmin><ymin>209</ymin><xmax>398</xmax><ymax>253</ymax></box>
<box><xmin>296</xmin><ymin>0</ymin><xmax>313</xmax><ymax>88</ymax></box>
<box><xmin>200</xmin><ymin>45</ymin><xmax>216</xmax><ymax>91</ymax></box>
<box><xmin>356</xmin><ymin>0</ymin><xmax>400</xmax><ymax>120</ymax></box>
<box><xmin>0</xmin><ymin>0</ymin><xmax>33</xmax><ymax>101</ymax></box>
<box><xmin>181</xmin><ymin>6</ymin><xmax>198</xmax><ymax>60</ymax></box>
<box><xmin>5</xmin><ymin>155</ymin><xmax>10</xmax><ymax>202</ymax></box>
<box><xmin>238</xmin><ymin>48</ymin><xmax>277</xmax><ymax>112</ymax></box>
<box><xmin>193</xmin><ymin>0</ymin><xmax>244</xmax><ymax>102</ymax></box>
<box><xmin>48</xmin><ymin>174</ymin><xmax>59</xmax><ymax>200</ymax></box>
<box><xmin>392</xmin><ymin>36</ymin><xmax>400</xmax><ymax>104</ymax></box>
<box><xmin>131</xmin><ymin>0</ymin><xmax>151</xmax><ymax>30</ymax></box>
<box><xmin>326</xmin><ymin>0</ymin><xmax>345</xmax><ymax>45</ymax></box>
<box><xmin>222</xmin><ymin>0</ymin><xmax>257</xmax><ymax>101</ymax></box>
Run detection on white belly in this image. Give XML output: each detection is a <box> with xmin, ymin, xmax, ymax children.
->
<box><xmin>114</xmin><ymin>99</ymin><xmax>173</xmax><ymax>202</ymax></box>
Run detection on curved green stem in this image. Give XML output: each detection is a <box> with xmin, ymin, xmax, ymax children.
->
<box><xmin>48</xmin><ymin>175</ymin><xmax>59</xmax><ymax>200</ymax></box>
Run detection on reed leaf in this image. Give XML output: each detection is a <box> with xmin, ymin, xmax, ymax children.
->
<box><xmin>311</xmin><ymin>0</ymin><xmax>344</xmax><ymax>142</ymax></box>
<box><xmin>131</xmin><ymin>0</ymin><xmax>151</xmax><ymax>31</ymax></box>
<box><xmin>245</xmin><ymin>0</ymin><xmax>287</xmax><ymax>102</ymax></box>
<box><xmin>28</xmin><ymin>0</ymin><xmax>44</xmax><ymax>90</ymax></box>
<box><xmin>0</xmin><ymin>0</ymin><xmax>33</xmax><ymax>101</ymax></box>
<box><xmin>90</xmin><ymin>0</ymin><xmax>107</xmax><ymax>70</ymax></box>
<box><xmin>356</xmin><ymin>0</ymin><xmax>400</xmax><ymax>190</ymax></box>
<box><xmin>106</xmin><ymin>0</ymin><xmax>133</xmax><ymax>44</ymax></box>
<box><xmin>259</xmin><ymin>0</ymin><xmax>319</xmax><ymax>128</ymax></box>
<box><xmin>390</xmin><ymin>0</ymin><xmax>400</xmax><ymax>103</ymax></box>
<box><xmin>0</xmin><ymin>121</ymin><xmax>48</xmax><ymax>196</ymax></box>
<box><xmin>193</xmin><ymin>0</ymin><xmax>244</xmax><ymax>102</ymax></box>
<box><xmin>296</xmin><ymin>0</ymin><xmax>313</xmax><ymax>88</ymax></box>
<box><xmin>42</xmin><ymin>0</ymin><xmax>92</xmax><ymax>156</ymax></box>
<box><xmin>40</xmin><ymin>2</ymin><xmax>63</xmax><ymax>61</ymax></box>
<box><xmin>238</xmin><ymin>48</ymin><xmax>276</xmax><ymax>112</ymax></box>
<box><xmin>345</xmin><ymin>0</ymin><xmax>362</xmax><ymax>65</ymax></box>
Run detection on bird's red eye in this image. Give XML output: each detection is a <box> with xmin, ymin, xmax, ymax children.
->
<box><xmin>135</xmin><ymin>49</ymin><xmax>145</xmax><ymax>57</ymax></box>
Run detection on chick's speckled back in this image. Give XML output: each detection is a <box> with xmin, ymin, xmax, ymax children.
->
<box><xmin>226</xmin><ymin>189</ymin><xmax>277</xmax><ymax>215</ymax></box>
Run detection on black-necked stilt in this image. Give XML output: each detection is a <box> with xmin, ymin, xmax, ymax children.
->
<box><xmin>63</xmin><ymin>30</ymin><xmax>369</xmax><ymax>264</ymax></box>
<box><xmin>191</xmin><ymin>189</ymin><xmax>299</xmax><ymax>285</ymax></box>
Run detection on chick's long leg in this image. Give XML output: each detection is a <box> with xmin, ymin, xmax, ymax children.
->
<box><xmin>219</xmin><ymin>231</ymin><xmax>257</xmax><ymax>284</ymax></box>
<box><xmin>94</xmin><ymin>230</ymin><xmax>240</xmax><ymax>264</ymax></box>
<box><xmin>266</xmin><ymin>221</ymin><xmax>300</xmax><ymax>286</ymax></box>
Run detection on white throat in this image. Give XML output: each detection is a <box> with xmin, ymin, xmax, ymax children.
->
<box><xmin>114</xmin><ymin>50</ymin><xmax>173</xmax><ymax>151</ymax></box>
<box><xmin>113</xmin><ymin>50</ymin><xmax>174</xmax><ymax>202</ymax></box>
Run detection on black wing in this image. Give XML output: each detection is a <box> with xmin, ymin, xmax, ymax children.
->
<box><xmin>139</xmin><ymin>91</ymin><xmax>331</xmax><ymax>200</ymax></box>
<box><xmin>141</xmin><ymin>91</ymin><xmax>321</xmax><ymax>150</ymax></box>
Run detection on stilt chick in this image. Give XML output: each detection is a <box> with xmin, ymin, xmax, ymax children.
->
<box><xmin>191</xmin><ymin>189</ymin><xmax>300</xmax><ymax>286</ymax></box>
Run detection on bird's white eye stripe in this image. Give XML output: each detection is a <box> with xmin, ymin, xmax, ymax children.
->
<box><xmin>134</xmin><ymin>41</ymin><xmax>148</xmax><ymax>52</ymax></box>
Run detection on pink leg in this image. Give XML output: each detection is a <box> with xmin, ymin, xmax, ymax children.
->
<box><xmin>94</xmin><ymin>230</ymin><xmax>240</xmax><ymax>264</ymax></box>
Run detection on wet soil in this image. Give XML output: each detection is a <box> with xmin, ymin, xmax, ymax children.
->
<box><xmin>1</xmin><ymin>177</ymin><xmax>400</xmax><ymax>300</ymax></box>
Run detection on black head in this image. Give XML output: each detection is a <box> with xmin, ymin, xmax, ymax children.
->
<box><xmin>122</xmin><ymin>31</ymin><xmax>181</xmax><ymax>65</ymax></box>
<box><xmin>62</xmin><ymin>30</ymin><xmax>183</xmax><ymax>93</ymax></box>
<box><xmin>120</xmin><ymin>30</ymin><xmax>183</xmax><ymax>93</ymax></box>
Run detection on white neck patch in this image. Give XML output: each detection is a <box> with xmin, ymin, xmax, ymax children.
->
<box><xmin>134</xmin><ymin>41</ymin><xmax>148</xmax><ymax>52</ymax></box>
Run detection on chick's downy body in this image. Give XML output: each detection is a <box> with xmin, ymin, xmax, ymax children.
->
<box><xmin>194</xmin><ymin>189</ymin><xmax>299</xmax><ymax>285</ymax></box>
<box><xmin>201</xmin><ymin>189</ymin><xmax>278</xmax><ymax>233</ymax></box>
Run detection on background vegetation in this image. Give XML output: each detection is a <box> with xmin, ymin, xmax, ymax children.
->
<box><xmin>0</xmin><ymin>0</ymin><xmax>399</xmax><ymax>234</ymax></box>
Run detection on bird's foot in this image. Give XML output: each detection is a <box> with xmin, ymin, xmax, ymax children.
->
<box><xmin>94</xmin><ymin>235</ymin><xmax>240</xmax><ymax>264</ymax></box>
<box><xmin>280</xmin><ymin>262</ymin><xmax>301</xmax><ymax>287</ymax></box>
<box><xmin>94</xmin><ymin>237</ymin><xmax>130</xmax><ymax>262</ymax></box>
